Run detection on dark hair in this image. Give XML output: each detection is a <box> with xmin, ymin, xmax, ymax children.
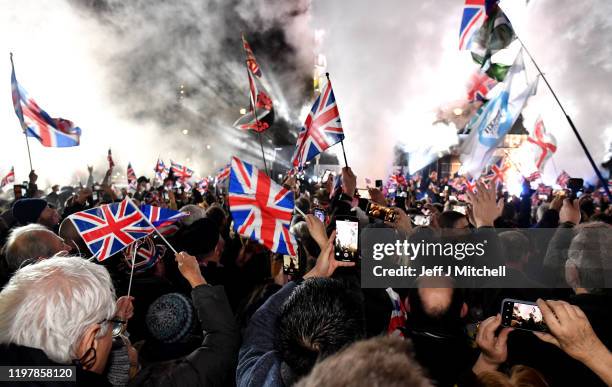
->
<box><xmin>498</xmin><ymin>231</ymin><xmax>530</xmax><ymax>263</ymax></box>
<box><xmin>438</xmin><ymin>211</ymin><xmax>466</xmax><ymax>229</ymax></box>
<box><xmin>205</xmin><ymin>205</ymin><xmax>227</xmax><ymax>230</ymax></box>
<box><xmin>279</xmin><ymin>278</ymin><xmax>365</xmax><ymax>378</ymax></box>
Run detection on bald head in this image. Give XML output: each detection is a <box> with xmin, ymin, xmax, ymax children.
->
<box><xmin>2</xmin><ymin>225</ymin><xmax>70</xmax><ymax>272</ymax></box>
<box><xmin>418</xmin><ymin>287</ymin><xmax>454</xmax><ymax>318</ymax></box>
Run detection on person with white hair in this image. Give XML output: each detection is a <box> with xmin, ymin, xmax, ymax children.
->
<box><xmin>179</xmin><ymin>204</ymin><xmax>207</xmax><ymax>227</ymax></box>
<box><xmin>0</xmin><ymin>256</ymin><xmax>118</xmax><ymax>385</ymax></box>
<box><xmin>1</xmin><ymin>223</ymin><xmax>71</xmax><ymax>276</ymax></box>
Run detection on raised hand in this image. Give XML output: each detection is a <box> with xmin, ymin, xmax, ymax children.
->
<box><xmin>465</xmin><ymin>181</ymin><xmax>503</xmax><ymax>228</ymax></box>
<box><xmin>303</xmin><ymin>231</ymin><xmax>355</xmax><ymax>279</ymax></box>
<box><xmin>175</xmin><ymin>251</ymin><xmax>206</xmax><ymax>288</ymax></box>
<box><xmin>473</xmin><ymin>314</ymin><xmax>513</xmax><ymax>374</ymax></box>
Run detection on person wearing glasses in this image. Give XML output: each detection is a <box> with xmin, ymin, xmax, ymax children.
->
<box><xmin>0</xmin><ymin>252</ymin><xmax>239</xmax><ymax>386</ymax></box>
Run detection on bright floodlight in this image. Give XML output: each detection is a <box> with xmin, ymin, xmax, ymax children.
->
<box><xmin>453</xmin><ymin>108</ymin><xmax>463</xmax><ymax>116</ymax></box>
<box><xmin>182</xmin><ymin>129</ymin><xmax>189</xmax><ymax>135</ymax></box>
<box><xmin>239</xmin><ymin>108</ymin><xmax>247</xmax><ymax>115</ymax></box>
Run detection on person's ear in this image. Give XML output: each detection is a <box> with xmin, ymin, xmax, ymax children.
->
<box><xmin>460</xmin><ymin>302</ymin><xmax>468</xmax><ymax>318</ymax></box>
<box><xmin>565</xmin><ymin>260</ymin><xmax>580</xmax><ymax>290</ymax></box>
<box><xmin>75</xmin><ymin>323</ymin><xmax>101</xmax><ymax>367</ymax></box>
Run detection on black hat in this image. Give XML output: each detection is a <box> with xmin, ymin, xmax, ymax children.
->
<box><xmin>179</xmin><ymin>218</ymin><xmax>220</xmax><ymax>256</ymax></box>
<box><xmin>12</xmin><ymin>198</ymin><xmax>47</xmax><ymax>225</ymax></box>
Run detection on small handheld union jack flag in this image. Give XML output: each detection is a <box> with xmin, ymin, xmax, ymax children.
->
<box><xmin>170</xmin><ymin>161</ymin><xmax>194</xmax><ymax>182</ymax></box>
<box><xmin>68</xmin><ymin>199</ymin><xmax>155</xmax><ymax>261</ymax></box>
<box><xmin>229</xmin><ymin>156</ymin><xmax>297</xmax><ymax>255</ymax></box>
<box><xmin>11</xmin><ymin>54</ymin><xmax>81</xmax><ymax>147</ymax></box>
<box><xmin>154</xmin><ymin>158</ymin><xmax>168</xmax><ymax>181</ymax></box>
<box><xmin>1</xmin><ymin>167</ymin><xmax>15</xmax><ymax>188</ymax></box>
<box><xmin>215</xmin><ymin>164</ymin><xmax>231</xmax><ymax>185</ymax></box>
<box><xmin>291</xmin><ymin>78</ymin><xmax>344</xmax><ymax>169</ymax></box>
<box><xmin>127</xmin><ymin>163</ymin><xmax>137</xmax><ymax>189</ymax></box>
<box><xmin>556</xmin><ymin>170</ymin><xmax>570</xmax><ymax>188</ymax></box>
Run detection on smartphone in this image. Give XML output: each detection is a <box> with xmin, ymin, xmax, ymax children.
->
<box><xmin>13</xmin><ymin>185</ymin><xmax>24</xmax><ymax>199</ymax></box>
<box><xmin>334</xmin><ymin>220</ymin><xmax>359</xmax><ymax>262</ymax></box>
<box><xmin>413</xmin><ymin>214</ymin><xmax>430</xmax><ymax>226</ymax></box>
<box><xmin>91</xmin><ymin>191</ymin><xmax>99</xmax><ymax>202</ymax></box>
<box><xmin>500</xmin><ymin>298</ymin><xmax>548</xmax><ymax>332</ymax></box>
<box><xmin>538</xmin><ymin>194</ymin><xmax>548</xmax><ymax>200</ymax></box>
<box><xmin>451</xmin><ymin>204</ymin><xmax>467</xmax><ymax>215</ymax></box>
<box><xmin>367</xmin><ymin>202</ymin><xmax>397</xmax><ymax>222</ymax></box>
<box><xmin>375</xmin><ymin>179</ymin><xmax>383</xmax><ymax>189</ymax></box>
<box><xmin>567</xmin><ymin>178</ymin><xmax>584</xmax><ymax>199</ymax></box>
<box><xmin>356</xmin><ymin>188</ymin><xmax>370</xmax><ymax>200</ymax></box>
<box><xmin>283</xmin><ymin>254</ymin><xmax>300</xmax><ymax>275</ymax></box>
<box><xmin>321</xmin><ymin>169</ymin><xmax>333</xmax><ymax>183</ymax></box>
<box><xmin>313</xmin><ymin>207</ymin><xmax>326</xmax><ymax>223</ymax></box>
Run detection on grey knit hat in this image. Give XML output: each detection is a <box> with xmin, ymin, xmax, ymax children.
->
<box><xmin>145</xmin><ymin>293</ymin><xmax>195</xmax><ymax>343</ymax></box>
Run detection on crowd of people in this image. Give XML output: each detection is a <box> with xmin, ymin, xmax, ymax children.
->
<box><xmin>0</xmin><ymin>163</ymin><xmax>610</xmax><ymax>387</ymax></box>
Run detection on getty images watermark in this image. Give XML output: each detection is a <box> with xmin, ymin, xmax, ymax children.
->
<box><xmin>360</xmin><ymin>228</ymin><xmax>612</xmax><ymax>288</ymax></box>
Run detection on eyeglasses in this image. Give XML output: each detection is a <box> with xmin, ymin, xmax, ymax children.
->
<box><xmin>99</xmin><ymin>318</ymin><xmax>127</xmax><ymax>338</ymax></box>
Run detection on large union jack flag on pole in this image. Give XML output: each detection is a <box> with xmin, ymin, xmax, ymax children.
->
<box><xmin>228</xmin><ymin>156</ymin><xmax>297</xmax><ymax>255</ymax></box>
<box><xmin>459</xmin><ymin>0</ymin><xmax>486</xmax><ymax>50</ymax></box>
<box><xmin>68</xmin><ymin>199</ymin><xmax>155</xmax><ymax>261</ymax></box>
<box><xmin>291</xmin><ymin>78</ymin><xmax>344</xmax><ymax>169</ymax></box>
<box><xmin>10</xmin><ymin>54</ymin><xmax>81</xmax><ymax>147</ymax></box>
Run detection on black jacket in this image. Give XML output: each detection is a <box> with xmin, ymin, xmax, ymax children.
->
<box><xmin>0</xmin><ymin>343</ymin><xmax>110</xmax><ymax>387</ymax></box>
<box><xmin>129</xmin><ymin>284</ymin><xmax>240</xmax><ymax>387</ymax></box>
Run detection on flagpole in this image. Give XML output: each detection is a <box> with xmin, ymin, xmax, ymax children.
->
<box><xmin>516</xmin><ymin>36</ymin><xmax>611</xmax><ymax>200</ymax></box>
<box><xmin>11</xmin><ymin>53</ymin><xmax>34</xmax><ymax>171</ymax></box>
<box><xmin>125</xmin><ymin>196</ymin><xmax>178</xmax><ymax>255</ymax></box>
<box><xmin>126</xmin><ymin>240</ymin><xmax>140</xmax><ymax>299</ymax></box>
<box><xmin>325</xmin><ymin>73</ymin><xmax>348</xmax><ymax>168</ymax></box>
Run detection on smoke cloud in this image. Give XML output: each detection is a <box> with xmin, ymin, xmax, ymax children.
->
<box><xmin>0</xmin><ymin>0</ymin><xmax>610</xmax><ymax>189</ymax></box>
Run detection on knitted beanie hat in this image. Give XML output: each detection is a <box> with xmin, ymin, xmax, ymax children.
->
<box><xmin>145</xmin><ymin>293</ymin><xmax>195</xmax><ymax>343</ymax></box>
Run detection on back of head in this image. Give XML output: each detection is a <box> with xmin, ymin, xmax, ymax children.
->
<box><xmin>205</xmin><ymin>204</ymin><xmax>227</xmax><ymax>229</ymax></box>
<box><xmin>179</xmin><ymin>217</ymin><xmax>220</xmax><ymax>257</ymax></box>
<box><xmin>567</xmin><ymin>221</ymin><xmax>612</xmax><ymax>289</ymax></box>
<box><xmin>179</xmin><ymin>204</ymin><xmax>207</xmax><ymax>227</ymax></box>
<box><xmin>295</xmin><ymin>336</ymin><xmax>432</xmax><ymax>387</ymax></box>
<box><xmin>11</xmin><ymin>198</ymin><xmax>48</xmax><ymax>226</ymax></box>
<box><xmin>476</xmin><ymin>365</ymin><xmax>549</xmax><ymax>387</ymax></box>
<box><xmin>407</xmin><ymin>279</ymin><xmax>465</xmax><ymax>333</ymax></box>
<box><xmin>0</xmin><ymin>256</ymin><xmax>115</xmax><ymax>363</ymax></box>
<box><xmin>2</xmin><ymin>224</ymin><xmax>57</xmax><ymax>272</ymax></box>
<box><xmin>498</xmin><ymin>231</ymin><xmax>530</xmax><ymax>264</ymax></box>
<box><xmin>146</xmin><ymin>292</ymin><xmax>195</xmax><ymax>344</ymax></box>
<box><xmin>279</xmin><ymin>278</ymin><xmax>365</xmax><ymax>378</ymax></box>
<box><xmin>438</xmin><ymin>211</ymin><xmax>467</xmax><ymax>229</ymax></box>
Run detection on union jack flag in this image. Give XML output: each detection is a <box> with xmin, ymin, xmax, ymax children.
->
<box><xmin>154</xmin><ymin>158</ymin><xmax>168</xmax><ymax>181</ymax></box>
<box><xmin>525</xmin><ymin>170</ymin><xmax>541</xmax><ymax>182</ymax></box>
<box><xmin>233</xmin><ymin>34</ymin><xmax>274</xmax><ymax>133</ymax></box>
<box><xmin>196</xmin><ymin>177</ymin><xmax>209</xmax><ymax>194</ymax></box>
<box><xmin>107</xmin><ymin>149</ymin><xmax>115</xmax><ymax>169</ymax></box>
<box><xmin>170</xmin><ymin>161</ymin><xmax>194</xmax><ymax>181</ymax></box>
<box><xmin>1</xmin><ymin>167</ymin><xmax>15</xmax><ymax>188</ymax></box>
<box><xmin>11</xmin><ymin>56</ymin><xmax>81</xmax><ymax>147</ymax></box>
<box><xmin>459</xmin><ymin>0</ymin><xmax>486</xmax><ymax>50</ymax></box>
<box><xmin>291</xmin><ymin>78</ymin><xmax>344</xmax><ymax>169</ymax></box>
<box><xmin>556</xmin><ymin>170</ymin><xmax>570</xmax><ymax>188</ymax></box>
<box><xmin>228</xmin><ymin>156</ymin><xmax>297</xmax><ymax>255</ymax></box>
<box><xmin>127</xmin><ymin>163</ymin><xmax>137</xmax><ymax>189</ymax></box>
<box><xmin>386</xmin><ymin>288</ymin><xmax>407</xmax><ymax>338</ymax></box>
<box><xmin>464</xmin><ymin>178</ymin><xmax>477</xmax><ymax>193</ymax></box>
<box><xmin>215</xmin><ymin>164</ymin><xmax>231</xmax><ymax>185</ymax></box>
<box><xmin>139</xmin><ymin>204</ymin><xmax>188</xmax><ymax>229</ymax></box>
<box><xmin>68</xmin><ymin>199</ymin><xmax>155</xmax><ymax>261</ymax></box>
<box><xmin>466</xmin><ymin>69</ymin><xmax>497</xmax><ymax>102</ymax></box>
<box><xmin>483</xmin><ymin>158</ymin><xmax>509</xmax><ymax>186</ymax></box>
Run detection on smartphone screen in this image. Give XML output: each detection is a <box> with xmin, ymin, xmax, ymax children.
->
<box><xmin>283</xmin><ymin>254</ymin><xmax>300</xmax><ymax>275</ymax></box>
<box><xmin>335</xmin><ymin>220</ymin><xmax>359</xmax><ymax>262</ymax></box>
<box><xmin>356</xmin><ymin>188</ymin><xmax>370</xmax><ymax>200</ymax></box>
<box><xmin>413</xmin><ymin>215</ymin><xmax>430</xmax><ymax>226</ymax></box>
<box><xmin>501</xmin><ymin>299</ymin><xmax>548</xmax><ymax>332</ymax></box>
<box><xmin>375</xmin><ymin>179</ymin><xmax>383</xmax><ymax>189</ymax></box>
<box><xmin>451</xmin><ymin>205</ymin><xmax>467</xmax><ymax>215</ymax></box>
<box><xmin>313</xmin><ymin>208</ymin><xmax>326</xmax><ymax>223</ymax></box>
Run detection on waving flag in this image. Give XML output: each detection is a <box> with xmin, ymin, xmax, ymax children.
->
<box><xmin>228</xmin><ymin>156</ymin><xmax>297</xmax><ymax>255</ymax></box>
<box><xmin>459</xmin><ymin>0</ymin><xmax>486</xmax><ymax>50</ymax></box>
<box><xmin>556</xmin><ymin>170</ymin><xmax>570</xmax><ymax>188</ymax></box>
<box><xmin>460</xmin><ymin>52</ymin><xmax>538</xmax><ymax>178</ymax></box>
<box><xmin>127</xmin><ymin>163</ymin><xmax>137</xmax><ymax>189</ymax></box>
<box><xmin>527</xmin><ymin>117</ymin><xmax>557</xmax><ymax>171</ymax></box>
<box><xmin>107</xmin><ymin>149</ymin><xmax>115</xmax><ymax>169</ymax></box>
<box><xmin>386</xmin><ymin>288</ymin><xmax>407</xmax><ymax>337</ymax></box>
<box><xmin>1</xmin><ymin>167</ymin><xmax>15</xmax><ymax>188</ymax></box>
<box><xmin>196</xmin><ymin>178</ymin><xmax>209</xmax><ymax>194</ymax></box>
<box><xmin>68</xmin><ymin>199</ymin><xmax>154</xmax><ymax>261</ymax></box>
<box><xmin>11</xmin><ymin>56</ymin><xmax>81</xmax><ymax>147</ymax></box>
<box><xmin>291</xmin><ymin>78</ymin><xmax>344</xmax><ymax>169</ymax></box>
<box><xmin>470</xmin><ymin>1</ymin><xmax>516</xmax><ymax>65</ymax></box>
<box><xmin>154</xmin><ymin>158</ymin><xmax>168</xmax><ymax>181</ymax></box>
<box><xmin>466</xmin><ymin>69</ymin><xmax>497</xmax><ymax>102</ymax></box>
<box><xmin>215</xmin><ymin>164</ymin><xmax>231</xmax><ymax>185</ymax></box>
<box><xmin>525</xmin><ymin>170</ymin><xmax>542</xmax><ymax>182</ymax></box>
<box><xmin>170</xmin><ymin>161</ymin><xmax>194</xmax><ymax>181</ymax></box>
<box><xmin>139</xmin><ymin>204</ymin><xmax>188</xmax><ymax>229</ymax></box>
<box><xmin>233</xmin><ymin>34</ymin><xmax>274</xmax><ymax>132</ymax></box>
<box><xmin>483</xmin><ymin>158</ymin><xmax>510</xmax><ymax>186</ymax></box>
